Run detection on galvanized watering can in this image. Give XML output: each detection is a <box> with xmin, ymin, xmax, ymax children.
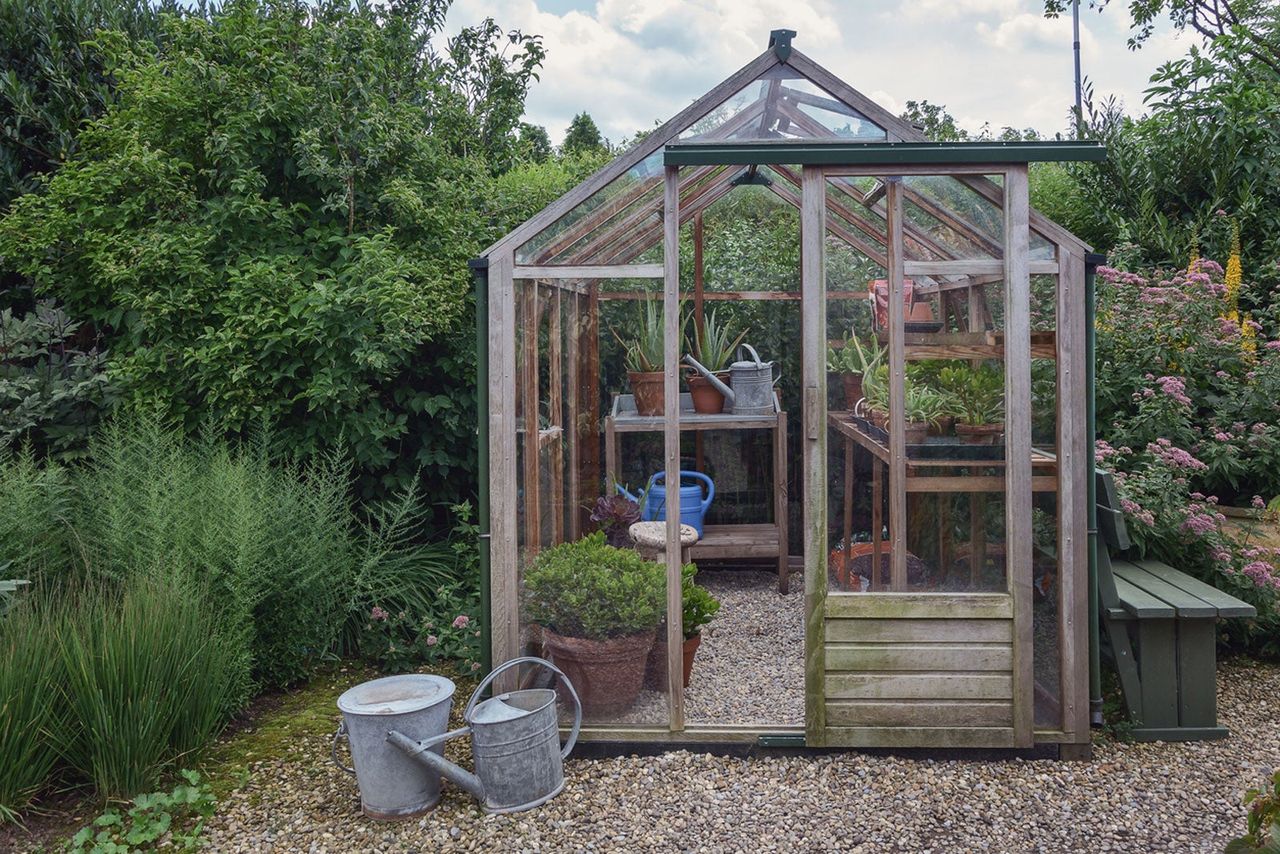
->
<box><xmin>617</xmin><ymin>469</ymin><xmax>715</xmax><ymax>538</ymax></box>
<box><xmin>683</xmin><ymin>343</ymin><xmax>779</xmax><ymax>416</ymax></box>
<box><xmin>385</xmin><ymin>657</ymin><xmax>582</xmax><ymax>815</ymax></box>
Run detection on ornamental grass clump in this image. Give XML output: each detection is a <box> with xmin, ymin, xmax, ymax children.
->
<box><xmin>523</xmin><ymin>532</ymin><xmax>664</xmax><ymax>640</ymax></box>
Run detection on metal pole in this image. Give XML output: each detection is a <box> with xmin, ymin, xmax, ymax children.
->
<box><xmin>1073</xmin><ymin>0</ymin><xmax>1084</xmax><ymax>138</ymax></box>
<box><xmin>469</xmin><ymin>257</ymin><xmax>493</xmax><ymax>678</ymax></box>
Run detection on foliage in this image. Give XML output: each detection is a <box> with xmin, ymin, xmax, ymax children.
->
<box><xmin>0</xmin><ymin>589</ymin><xmax>67</xmax><ymax>823</ymax></box>
<box><xmin>561</xmin><ymin>111</ymin><xmax>607</xmax><ymax>156</ymax></box>
<box><xmin>1</xmin><ymin>300</ymin><xmax>114</xmax><ymax>460</ymax></box>
<box><xmin>900</xmin><ymin>99</ymin><xmax>1041</xmax><ymax>143</ymax></box>
<box><xmin>685</xmin><ymin>307</ymin><xmax>748</xmax><ymax>374</ymax></box>
<box><xmin>357</xmin><ymin>582</ymin><xmax>481</xmax><ymax>676</ymax></box>
<box><xmin>517</xmin><ymin>122</ymin><xmax>552</xmax><ymax>163</ymax></box>
<box><xmin>523</xmin><ymin>532</ymin><xmax>665</xmax><ymax>639</ymax></box>
<box><xmin>938</xmin><ymin>364</ymin><xmax>1005</xmax><ymax>426</ymax></box>
<box><xmin>588</xmin><ymin>492</ymin><xmax>641</xmax><ymax>548</ymax></box>
<box><xmin>613</xmin><ymin>297</ymin><xmax>665</xmax><ymax>374</ymax></box>
<box><xmin>0</xmin><ymin>0</ymin><xmax>178</xmax><ymax>207</ymax></box>
<box><xmin>0</xmin><ymin>444</ymin><xmax>72</xmax><ymax>574</ymax></box>
<box><xmin>826</xmin><ymin>332</ymin><xmax>883</xmax><ymax>376</ymax></box>
<box><xmin>860</xmin><ymin>364</ymin><xmax>947</xmax><ymax>427</ymax></box>
<box><xmin>1095</xmin><ymin>261</ymin><xmax>1280</xmax><ymax>502</ymax></box>
<box><xmin>680</xmin><ymin>564</ymin><xmax>720</xmax><ymax>640</ymax></box>
<box><xmin>0</xmin><ymin>0</ymin><xmax>548</xmax><ymax>502</ymax></box>
<box><xmin>1226</xmin><ymin>768</ymin><xmax>1280</xmax><ymax>853</ymax></box>
<box><xmin>67</xmin><ymin>770</ymin><xmax>216</xmax><ymax>854</ymax></box>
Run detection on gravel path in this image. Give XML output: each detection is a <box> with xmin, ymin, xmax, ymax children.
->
<box><xmin>197</xmin><ymin>659</ymin><xmax>1280</xmax><ymax>853</ymax></box>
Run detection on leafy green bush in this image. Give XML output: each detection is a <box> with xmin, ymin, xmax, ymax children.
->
<box><xmin>0</xmin><ymin>591</ymin><xmax>68</xmax><ymax>823</ymax></box>
<box><xmin>67</xmin><ymin>770</ymin><xmax>216</xmax><ymax>853</ymax></box>
<box><xmin>523</xmin><ymin>533</ymin><xmax>665</xmax><ymax>640</ymax></box>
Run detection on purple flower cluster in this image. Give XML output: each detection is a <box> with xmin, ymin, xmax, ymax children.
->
<box><xmin>1155</xmin><ymin>375</ymin><xmax>1191</xmax><ymax>406</ymax></box>
<box><xmin>1241</xmin><ymin>561</ymin><xmax>1280</xmax><ymax>592</ymax></box>
<box><xmin>1147</xmin><ymin>438</ymin><xmax>1208</xmax><ymax>471</ymax></box>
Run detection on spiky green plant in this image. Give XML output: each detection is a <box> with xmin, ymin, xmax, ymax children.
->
<box><xmin>685</xmin><ymin>308</ymin><xmax>748</xmax><ymax>373</ymax></box>
<box><xmin>612</xmin><ymin>298</ymin><xmax>665</xmax><ymax>373</ymax></box>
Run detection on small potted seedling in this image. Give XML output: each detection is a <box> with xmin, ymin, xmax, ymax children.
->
<box><xmin>944</xmin><ymin>364</ymin><xmax>1005</xmax><ymax>445</ymax></box>
<box><xmin>612</xmin><ymin>299</ymin><xmax>666</xmax><ymax>416</ymax></box>
<box><xmin>827</xmin><ymin>332</ymin><xmax>884</xmax><ymax>410</ymax></box>
<box><xmin>644</xmin><ymin>564</ymin><xmax>721</xmax><ymax>689</ymax></box>
<box><xmin>684</xmin><ymin>309</ymin><xmax>748</xmax><ymax>414</ymax></box>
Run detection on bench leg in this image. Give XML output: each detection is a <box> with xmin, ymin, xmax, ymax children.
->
<box><xmin>1102</xmin><ymin>616</ymin><xmax>1144</xmax><ymax>725</ymax></box>
<box><xmin>1136</xmin><ymin>618</ymin><xmax>1178</xmax><ymax>729</ymax></box>
<box><xmin>1176</xmin><ymin>619</ymin><xmax>1218</xmax><ymax>729</ymax></box>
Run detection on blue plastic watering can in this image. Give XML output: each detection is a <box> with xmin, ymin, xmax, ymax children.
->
<box><xmin>616</xmin><ymin>471</ymin><xmax>715</xmax><ymax>538</ymax></box>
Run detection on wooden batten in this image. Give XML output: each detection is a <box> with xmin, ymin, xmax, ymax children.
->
<box><xmin>487</xmin><ymin>250</ymin><xmax>519</xmax><ymax>689</ymax></box>
<box><xmin>1059</xmin><ymin>248</ymin><xmax>1089</xmax><ymax>741</ymax></box>
<box><xmin>885</xmin><ymin>179</ymin><xmax>907</xmax><ymax>591</ymax></box>
<box><xmin>662</xmin><ymin>165</ymin><xmax>684</xmax><ymax>731</ymax></box>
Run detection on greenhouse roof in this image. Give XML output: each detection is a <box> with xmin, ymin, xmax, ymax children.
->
<box><xmin>663</xmin><ymin>140</ymin><xmax>1108</xmax><ymax>167</ymax></box>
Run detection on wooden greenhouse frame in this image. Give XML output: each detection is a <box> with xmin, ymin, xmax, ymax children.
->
<box><xmin>474</xmin><ymin>31</ymin><xmax>1106</xmax><ymax>755</ymax></box>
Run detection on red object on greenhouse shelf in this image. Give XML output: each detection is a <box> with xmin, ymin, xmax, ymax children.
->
<box><xmin>871</xmin><ymin>278</ymin><xmax>916</xmax><ymax>329</ymax></box>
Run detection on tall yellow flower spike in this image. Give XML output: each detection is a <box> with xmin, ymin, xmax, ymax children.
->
<box><xmin>1225</xmin><ymin>218</ymin><xmax>1242</xmax><ymax>316</ymax></box>
<box><xmin>1242</xmin><ymin>311</ymin><xmax>1257</xmax><ymax>359</ymax></box>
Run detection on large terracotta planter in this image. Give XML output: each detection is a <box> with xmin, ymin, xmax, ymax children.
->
<box><xmin>686</xmin><ymin>371</ymin><xmax>728</xmax><ymax>414</ymax></box>
<box><xmin>642</xmin><ymin>632</ymin><xmax>702</xmax><ymax>689</ymax></box>
<box><xmin>540</xmin><ymin>628</ymin><xmax>655</xmax><ymax>715</ymax></box>
<box><xmin>841</xmin><ymin>373</ymin><xmax>864</xmax><ymax>410</ymax></box>
<box><xmin>955</xmin><ymin>422</ymin><xmax>1004</xmax><ymax>445</ymax></box>
<box><xmin>629</xmin><ymin>371</ymin><xmax>664</xmax><ymax>416</ymax></box>
<box><xmin>902</xmin><ymin>421</ymin><xmax>929</xmax><ymax>445</ymax></box>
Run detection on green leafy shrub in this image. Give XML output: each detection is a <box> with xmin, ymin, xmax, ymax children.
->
<box><xmin>523</xmin><ymin>533</ymin><xmax>665</xmax><ymax>639</ymax></box>
<box><xmin>0</xmin><ymin>301</ymin><xmax>114</xmax><ymax>460</ymax></box>
<box><xmin>0</xmin><ymin>591</ymin><xmax>68</xmax><ymax>823</ymax></box>
<box><xmin>1227</xmin><ymin>769</ymin><xmax>1280</xmax><ymax>854</ymax></box>
<box><xmin>680</xmin><ymin>565</ymin><xmax>720</xmax><ymax>640</ymax></box>
<box><xmin>66</xmin><ymin>770</ymin><xmax>216</xmax><ymax>853</ymax></box>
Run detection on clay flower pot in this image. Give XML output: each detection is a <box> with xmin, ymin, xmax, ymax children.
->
<box><xmin>642</xmin><ymin>632</ymin><xmax>703</xmax><ymax>689</ymax></box>
<box><xmin>629</xmin><ymin>371</ymin><xmax>665</xmax><ymax>416</ymax></box>
<box><xmin>902</xmin><ymin>421</ymin><xmax>929</xmax><ymax>446</ymax></box>
<box><xmin>686</xmin><ymin>370</ymin><xmax>728</xmax><ymax>414</ymax></box>
<box><xmin>955</xmin><ymin>422</ymin><xmax>1004</xmax><ymax>445</ymax></box>
<box><xmin>841</xmin><ymin>373</ymin><xmax>864</xmax><ymax>410</ymax></box>
<box><xmin>540</xmin><ymin>628</ymin><xmax>655</xmax><ymax>715</ymax></box>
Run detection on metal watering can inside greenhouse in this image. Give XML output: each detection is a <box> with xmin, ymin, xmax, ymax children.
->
<box><xmin>334</xmin><ymin>657</ymin><xmax>581</xmax><ymax>818</ymax></box>
<box><xmin>683</xmin><ymin>343</ymin><xmax>780</xmax><ymax>416</ymax></box>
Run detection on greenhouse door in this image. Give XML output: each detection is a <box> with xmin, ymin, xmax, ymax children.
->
<box><xmin>799</xmin><ymin>166</ymin><xmax>1036</xmax><ymax>748</ymax></box>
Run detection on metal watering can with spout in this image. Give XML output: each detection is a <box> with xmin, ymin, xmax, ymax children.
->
<box><xmin>386</xmin><ymin>657</ymin><xmax>581</xmax><ymax>815</ymax></box>
<box><xmin>616</xmin><ymin>470</ymin><xmax>715</xmax><ymax>538</ymax></box>
<box><xmin>683</xmin><ymin>343</ymin><xmax>779</xmax><ymax>416</ymax></box>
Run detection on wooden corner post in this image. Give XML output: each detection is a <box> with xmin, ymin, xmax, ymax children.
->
<box><xmin>663</xmin><ymin>164</ymin><xmax>684</xmax><ymax>731</ymax></box>
<box><xmin>801</xmin><ymin>165</ymin><xmax>827</xmax><ymax>745</ymax></box>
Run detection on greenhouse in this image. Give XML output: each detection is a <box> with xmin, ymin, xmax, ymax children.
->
<box><xmin>472</xmin><ymin>30</ymin><xmax>1107</xmax><ymax>753</ymax></box>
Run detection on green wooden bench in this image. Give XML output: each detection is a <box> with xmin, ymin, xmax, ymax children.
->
<box><xmin>1096</xmin><ymin>471</ymin><xmax>1256</xmax><ymax>741</ymax></box>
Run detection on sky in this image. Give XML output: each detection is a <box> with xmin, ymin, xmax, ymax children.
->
<box><xmin>443</xmin><ymin>0</ymin><xmax>1197</xmax><ymax>145</ymax></box>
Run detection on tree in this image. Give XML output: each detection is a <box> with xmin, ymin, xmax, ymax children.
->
<box><xmin>0</xmin><ymin>0</ymin><xmax>551</xmax><ymax>502</ymax></box>
<box><xmin>0</xmin><ymin>0</ymin><xmax>180</xmax><ymax>207</ymax></box>
<box><xmin>561</xmin><ymin>111</ymin><xmax>607</xmax><ymax>155</ymax></box>
<box><xmin>899</xmin><ymin>100</ymin><xmax>970</xmax><ymax>141</ymax></box>
<box><xmin>517</xmin><ymin>122</ymin><xmax>552</xmax><ymax>163</ymax></box>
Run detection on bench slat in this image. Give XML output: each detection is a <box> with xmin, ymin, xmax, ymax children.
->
<box><xmin>1130</xmin><ymin>560</ymin><xmax>1257</xmax><ymax>618</ymax></box>
<box><xmin>1114</xmin><ymin>561</ymin><xmax>1218</xmax><ymax>618</ymax></box>
<box><xmin>1113</xmin><ymin>574</ymin><xmax>1175</xmax><ymax>618</ymax></box>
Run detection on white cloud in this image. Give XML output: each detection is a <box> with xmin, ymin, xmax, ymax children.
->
<box><xmin>444</xmin><ymin>0</ymin><xmax>1197</xmax><ymax>143</ymax></box>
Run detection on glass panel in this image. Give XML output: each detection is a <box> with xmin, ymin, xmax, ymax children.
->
<box><xmin>515</xmin><ymin>277</ymin><xmax>669</xmax><ymax>728</ymax></box>
<box><xmin>681</xmin><ymin>67</ymin><xmax>887</xmax><ymax>142</ymax></box>
<box><xmin>1030</xmin><ymin>273</ymin><xmax>1062</xmax><ymax>728</ymax></box>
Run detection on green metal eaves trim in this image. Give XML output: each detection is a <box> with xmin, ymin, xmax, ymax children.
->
<box><xmin>663</xmin><ymin>140</ymin><xmax>1107</xmax><ymax>167</ymax></box>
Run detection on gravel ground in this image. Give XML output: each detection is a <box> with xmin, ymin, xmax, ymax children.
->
<box><xmin>195</xmin><ymin>659</ymin><xmax>1280</xmax><ymax>853</ymax></box>
<box><xmin>685</xmin><ymin>569</ymin><xmax>804</xmax><ymax>727</ymax></box>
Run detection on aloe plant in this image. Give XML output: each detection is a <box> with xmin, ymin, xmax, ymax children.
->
<box><xmin>685</xmin><ymin>308</ymin><xmax>748</xmax><ymax>373</ymax></box>
<box><xmin>612</xmin><ymin>299</ymin><xmax>665</xmax><ymax>373</ymax></box>
<box><xmin>826</xmin><ymin>332</ymin><xmax>884</xmax><ymax>376</ymax></box>
<box><xmin>861</xmin><ymin>365</ymin><xmax>945</xmax><ymax>427</ymax></box>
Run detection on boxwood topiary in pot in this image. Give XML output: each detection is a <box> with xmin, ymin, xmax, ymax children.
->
<box><xmin>523</xmin><ymin>532</ymin><xmax>665</xmax><ymax>714</ymax></box>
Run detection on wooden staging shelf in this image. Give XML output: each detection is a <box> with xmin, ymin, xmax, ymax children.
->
<box><xmin>606</xmin><ymin>393</ymin><xmax>790</xmax><ymax>592</ymax></box>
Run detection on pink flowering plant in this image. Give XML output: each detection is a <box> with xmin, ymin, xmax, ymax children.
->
<box><xmin>1096</xmin><ymin>259</ymin><xmax>1280</xmax><ymax>502</ymax></box>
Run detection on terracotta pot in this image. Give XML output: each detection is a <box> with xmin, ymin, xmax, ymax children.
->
<box><xmin>629</xmin><ymin>371</ymin><xmax>665</xmax><ymax>416</ymax></box>
<box><xmin>902</xmin><ymin>421</ymin><xmax>929</xmax><ymax>446</ymax></box>
<box><xmin>929</xmin><ymin>415</ymin><xmax>955</xmax><ymax>437</ymax></box>
<box><xmin>540</xmin><ymin>628</ymin><xmax>655</xmax><ymax>715</ymax></box>
<box><xmin>643</xmin><ymin>632</ymin><xmax>702</xmax><ymax>689</ymax></box>
<box><xmin>955</xmin><ymin>422</ymin><xmax>1004</xmax><ymax>445</ymax></box>
<box><xmin>686</xmin><ymin>370</ymin><xmax>728</xmax><ymax>414</ymax></box>
<box><xmin>841</xmin><ymin>373</ymin><xmax>864</xmax><ymax>410</ymax></box>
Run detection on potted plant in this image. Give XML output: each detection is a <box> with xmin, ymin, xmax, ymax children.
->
<box><xmin>684</xmin><ymin>309</ymin><xmax>748</xmax><ymax>414</ymax></box>
<box><xmin>523</xmin><ymin>532</ymin><xmax>665</xmax><ymax>715</ymax></box>
<box><xmin>612</xmin><ymin>299</ymin><xmax>665</xmax><ymax>416</ymax></box>
<box><xmin>588</xmin><ymin>489</ymin><xmax>641</xmax><ymax>548</ymax></box>
<box><xmin>643</xmin><ymin>564</ymin><xmax>721</xmax><ymax>689</ymax></box>
<box><xmin>942</xmin><ymin>364</ymin><xmax>1005</xmax><ymax>444</ymax></box>
<box><xmin>827</xmin><ymin>332</ymin><xmax>884</xmax><ymax>410</ymax></box>
<box><xmin>861</xmin><ymin>365</ymin><xmax>944</xmax><ymax>444</ymax></box>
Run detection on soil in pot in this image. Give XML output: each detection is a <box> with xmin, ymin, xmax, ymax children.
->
<box><xmin>629</xmin><ymin>371</ymin><xmax>665</xmax><ymax>416</ymax></box>
<box><xmin>686</xmin><ymin>371</ymin><xmax>728</xmax><ymax>414</ymax></box>
<box><xmin>541</xmin><ymin>628</ymin><xmax>655</xmax><ymax>716</ymax></box>
<box><xmin>955</xmin><ymin>422</ymin><xmax>1004</xmax><ymax>445</ymax></box>
<box><xmin>841</xmin><ymin>373</ymin><xmax>864</xmax><ymax>410</ymax></box>
<box><xmin>642</xmin><ymin>632</ymin><xmax>702</xmax><ymax>689</ymax></box>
